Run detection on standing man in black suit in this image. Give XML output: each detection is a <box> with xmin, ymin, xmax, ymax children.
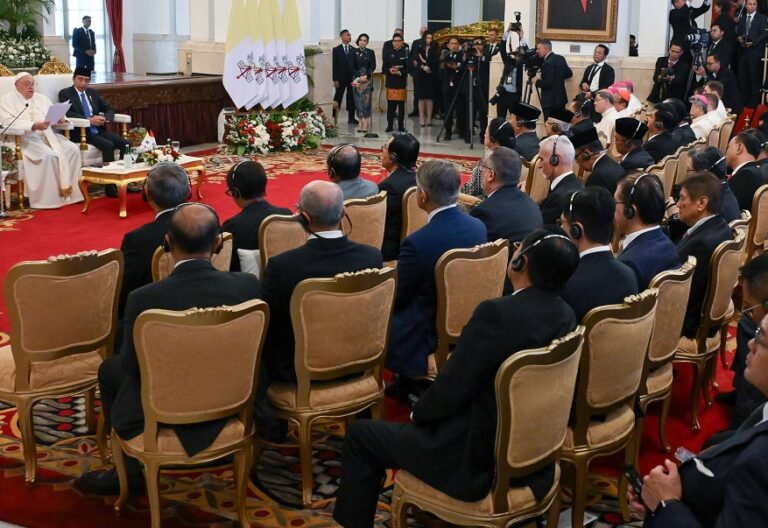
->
<box><xmin>333</xmin><ymin>30</ymin><xmax>358</xmax><ymax>125</ymax></box>
<box><xmin>408</xmin><ymin>26</ymin><xmax>427</xmax><ymax>118</ymax></box>
<box><xmin>615</xmin><ymin>117</ymin><xmax>656</xmax><ymax>171</ymax></box>
<box><xmin>509</xmin><ymin>101</ymin><xmax>541</xmax><ymax>161</ymax></box>
<box><xmin>736</xmin><ymin>0</ymin><xmax>768</xmax><ymax>108</ymax></box>
<box><xmin>539</xmin><ymin>135</ymin><xmax>585</xmax><ymax>225</ymax></box>
<box><xmin>333</xmin><ymin>228</ymin><xmax>580</xmax><ymax>528</ymax></box>
<box><xmin>707</xmin><ymin>23</ymin><xmax>735</xmax><ymax>68</ymax></box>
<box><xmin>379</xmin><ymin>132</ymin><xmax>419</xmax><ymax>261</ymax></box>
<box><xmin>221</xmin><ymin>160</ymin><xmax>290</xmax><ymax>272</ymax></box>
<box><xmin>726</xmin><ymin>130</ymin><xmax>765</xmax><ymax>211</ymax></box>
<box><xmin>534</xmin><ymin>39</ymin><xmax>573</xmax><ymax>120</ymax></box>
<box><xmin>72</xmin><ymin>15</ymin><xmax>96</xmax><ymax>71</ymax></box>
<box><xmin>571</xmin><ymin>125</ymin><xmax>625</xmax><ymax>194</ymax></box>
<box><xmin>644</xmin><ymin>102</ymin><xmax>681</xmax><ymax>162</ymax></box>
<box><xmin>76</xmin><ymin>202</ymin><xmax>262</xmax><ymax>495</ymax></box>
<box><xmin>560</xmin><ymin>187</ymin><xmax>639</xmax><ymax>321</ymax></box>
<box><xmin>648</xmin><ymin>42</ymin><xmax>691</xmax><ymax>102</ymax></box>
<box><xmin>669</xmin><ymin>0</ymin><xmax>712</xmax><ymax>52</ymax></box>
<box><xmin>58</xmin><ymin>67</ymin><xmax>129</xmax><ymax>166</ymax></box>
<box><xmin>580</xmin><ymin>45</ymin><xmax>615</xmax><ymax>100</ymax></box>
<box><xmin>439</xmin><ymin>37</ymin><xmax>466</xmax><ymax>141</ymax></box>
<box><xmin>698</xmin><ymin>54</ymin><xmax>743</xmax><ymax>113</ymax></box>
<box><xmin>676</xmin><ymin>173</ymin><xmax>733</xmax><ymax>337</ymax></box>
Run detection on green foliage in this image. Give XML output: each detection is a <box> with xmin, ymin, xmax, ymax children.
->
<box><xmin>0</xmin><ymin>0</ymin><xmax>55</xmax><ymax>39</ymax></box>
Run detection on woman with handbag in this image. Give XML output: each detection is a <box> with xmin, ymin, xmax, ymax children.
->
<box><xmin>412</xmin><ymin>32</ymin><xmax>439</xmax><ymax>127</ymax></box>
<box><xmin>351</xmin><ymin>33</ymin><xmax>376</xmax><ymax>135</ymax></box>
<box><xmin>383</xmin><ymin>33</ymin><xmax>409</xmax><ymax>133</ymax></box>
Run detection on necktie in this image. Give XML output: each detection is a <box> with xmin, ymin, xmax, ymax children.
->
<box><xmin>80</xmin><ymin>92</ymin><xmax>98</xmax><ymax>134</ymax></box>
<box><xmin>344</xmin><ymin>45</ymin><xmax>348</xmax><ymax>54</ymax></box>
<box><xmin>87</xmin><ymin>29</ymin><xmax>91</xmax><ymax>48</ymax></box>
<box><xmin>747</xmin><ymin>14</ymin><xmax>753</xmax><ymax>34</ymax></box>
<box><xmin>589</xmin><ymin>65</ymin><xmax>601</xmax><ymax>83</ymax></box>
<box><xmin>581</xmin><ymin>0</ymin><xmax>588</xmax><ymax>12</ymax></box>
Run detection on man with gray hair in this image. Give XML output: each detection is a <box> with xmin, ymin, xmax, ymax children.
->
<box><xmin>386</xmin><ymin>160</ymin><xmax>487</xmax><ymax>399</ymax></box>
<box><xmin>538</xmin><ymin>134</ymin><xmax>584</xmax><ymax>225</ymax></box>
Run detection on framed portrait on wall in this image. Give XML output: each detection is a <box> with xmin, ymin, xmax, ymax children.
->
<box><xmin>536</xmin><ymin>0</ymin><xmax>619</xmax><ymax>42</ymax></box>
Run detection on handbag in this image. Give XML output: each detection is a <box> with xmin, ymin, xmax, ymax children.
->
<box><xmin>387</xmin><ymin>88</ymin><xmax>407</xmax><ymax>101</ymax></box>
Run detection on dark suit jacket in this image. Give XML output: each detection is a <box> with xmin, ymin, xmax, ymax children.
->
<box><xmin>579</xmin><ymin>62</ymin><xmax>615</xmax><ymax>92</ymax></box>
<box><xmin>540</xmin><ymin>173</ymin><xmax>584</xmax><ymax>226</ymax></box>
<box><xmin>619</xmin><ymin>227</ymin><xmax>681</xmax><ymax>290</ymax></box>
<box><xmin>513</xmin><ymin>131</ymin><xmax>540</xmax><ymax>161</ymax></box>
<box><xmin>58</xmin><ymin>86</ymin><xmax>119</xmax><ymax>142</ymax></box>
<box><xmin>677</xmin><ymin>215</ymin><xmax>733</xmax><ymax>338</ymax></box>
<box><xmin>645</xmin><ymin>132</ymin><xmax>679</xmax><ymax>163</ymax></box>
<box><xmin>562</xmin><ymin>250</ymin><xmax>639</xmax><ymax>322</ymax></box>
<box><xmin>648</xmin><ymin>407</ymin><xmax>768</xmax><ymax>527</ymax></box>
<box><xmin>332</xmin><ymin>44</ymin><xmax>355</xmax><ymax>83</ymax></box>
<box><xmin>72</xmin><ymin>26</ymin><xmax>96</xmax><ymax>57</ymax></box>
<box><xmin>586</xmin><ymin>154</ymin><xmax>625</xmax><ymax>194</ymax></box>
<box><xmin>261</xmin><ymin>236</ymin><xmax>383</xmax><ymax>383</ymax></box>
<box><xmin>114</xmin><ymin>260</ymin><xmax>261</xmax><ymax>456</ymax></box>
<box><xmin>707</xmin><ymin>38</ymin><xmax>735</xmax><ymax>70</ymax></box>
<box><xmin>673</xmin><ymin>124</ymin><xmax>697</xmax><ymax>146</ymax></box>
<box><xmin>470</xmin><ymin>184</ymin><xmax>542</xmax><ymax>244</ymax></box>
<box><xmin>669</xmin><ymin>3</ymin><xmax>710</xmax><ymax>50</ymax></box>
<box><xmin>387</xmin><ymin>207</ymin><xmax>487</xmax><ymax>377</ymax></box>
<box><xmin>709</xmin><ymin>67</ymin><xmax>742</xmax><ymax>114</ymax></box>
<box><xmin>729</xmin><ymin>161</ymin><xmax>766</xmax><ymax>212</ymax></box>
<box><xmin>221</xmin><ymin>200</ymin><xmax>291</xmax><ymax>272</ymax></box>
<box><xmin>620</xmin><ymin>147</ymin><xmax>655</xmax><ymax>171</ymax></box>
<box><xmin>536</xmin><ymin>53</ymin><xmax>573</xmax><ymax>109</ymax></box>
<box><xmin>721</xmin><ymin>180</ymin><xmax>742</xmax><ymax>223</ymax></box>
<box><xmin>393</xmin><ymin>287</ymin><xmax>577</xmax><ymax>502</ymax></box>
<box><xmin>378</xmin><ymin>167</ymin><xmax>416</xmax><ymax>261</ymax></box>
<box><xmin>736</xmin><ymin>11</ymin><xmax>768</xmax><ymax>56</ymax></box>
<box><xmin>648</xmin><ymin>56</ymin><xmax>691</xmax><ymax>102</ymax></box>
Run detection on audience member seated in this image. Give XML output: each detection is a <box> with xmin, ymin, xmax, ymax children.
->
<box><xmin>648</xmin><ymin>41</ymin><xmax>690</xmax><ymax>103</ymax></box>
<box><xmin>221</xmin><ymin>160</ymin><xmax>291</xmax><ymax>273</ymax></box>
<box><xmin>539</xmin><ymin>135</ymin><xmax>584</xmax><ymax>225</ymax></box>
<box><xmin>460</xmin><ymin>117</ymin><xmax>514</xmax><ymax>199</ymax></box>
<box><xmin>614</xmin><ymin>173</ymin><xmax>681</xmax><ymax>289</ymax></box>
<box><xmin>595</xmin><ymin>90</ymin><xmax>619</xmax><ymax>147</ymax></box>
<box><xmin>567</xmin><ymin>93</ymin><xmax>596</xmax><ymax>134</ymax></box>
<box><xmin>386</xmin><ymin>160</ymin><xmax>486</xmax><ymax>396</ymax></box>
<box><xmin>689</xmin><ymin>94</ymin><xmax>718</xmax><ymax>140</ymax></box>
<box><xmin>726</xmin><ymin>130</ymin><xmax>765</xmax><ymax>211</ymax></box>
<box><xmin>544</xmin><ymin>108</ymin><xmax>574</xmax><ymax>137</ymax></box>
<box><xmin>614</xmin><ymin>80</ymin><xmax>643</xmax><ymax>114</ymax></box>
<box><xmin>76</xmin><ymin>202</ymin><xmax>262</xmax><ymax>495</ymax></box>
<box><xmin>689</xmin><ymin>146</ymin><xmax>741</xmax><ymax>222</ymax></box>
<box><xmin>612</xmin><ymin>85</ymin><xmax>632</xmax><ymax>118</ymax></box>
<box><xmin>644</xmin><ymin>102</ymin><xmax>680</xmax><ymax>162</ymax></box>
<box><xmin>704</xmin><ymin>62</ymin><xmax>742</xmax><ymax>115</ymax></box>
<box><xmin>560</xmin><ymin>187</ymin><xmax>639</xmax><ymax>321</ymax></box>
<box><xmin>676</xmin><ymin>173</ymin><xmax>733</xmax><ymax>338</ymax></box>
<box><xmin>327</xmin><ymin>143</ymin><xmax>379</xmax><ymax>200</ymax></box>
<box><xmin>615</xmin><ymin>117</ymin><xmax>655</xmax><ymax>171</ymax></box>
<box><xmin>379</xmin><ymin>132</ymin><xmax>420</xmax><ymax>261</ymax></box>
<box><xmin>508</xmin><ymin>101</ymin><xmax>541</xmax><ymax>161</ymax></box>
<box><xmin>333</xmin><ymin>227</ymin><xmax>580</xmax><ymax>528</ymax></box>
<box><xmin>628</xmin><ymin>312</ymin><xmax>768</xmax><ymax>527</ymax></box>
<box><xmin>571</xmin><ymin>124</ymin><xmax>625</xmax><ymax>194</ymax></box>
<box><xmin>664</xmin><ymin>97</ymin><xmax>697</xmax><ymax>146</ymax></box>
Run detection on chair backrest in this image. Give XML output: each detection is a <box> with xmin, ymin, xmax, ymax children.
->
<box><xmin>434</xmin><ymin>240</ymin><xmax>510</xmax><ymax>371</ymax></box>
<box><xmin>661</xmin><ymin>156</ymin><xmax>679</xmax><ymax>199</ymax></box>
<box><xmin>400</xmin><ymin>186</ymin><xmax>428</xmax><ymax>240</ymax></box>
<box><xmin>719</xmin><ymin>120</ymin><xmax>735</xmax><ymax>153</ymax></box>
<box><xmin>699</xmin><ymin>232</ymin><xmax>746</xmax><ymax>339</ymax></box>
<box><xmin>525</xmin><ymin>155</ymin><xmax>550</xmax><ymax>204</ymax></box>
<box><xmin>707</xmin><ymin>123</ymin><xmax>721</xmax><ymax>147</ymax></box>
<box><xmin>342</xmin><ymin>191</ymin><xmax>387</xmax><ymax>248</ymax></box>
<box><xmin>674</xmin><ymin>144</ymin><xmax>690</xmax><ymax>186</ymax></box>
<box><xmin>258</xmin><ymin>214</ymin><xmax>308</xmax><ymax>273</ymax></box>
<box><xmin>569</xmin><ymin>289</ymin><xmax>658</xmax><ymax>446</ymax></box>
<box><xmin>151</xmin><ymin>232</ymin><xmax>233</xmax><ymax>282</ymax></box>
<box><xmin>4</xmin><ymin>250</ymin><xmax>124</xmax><ymax>391</ymax></box>
<box><xmin>489</xmin><ymin>328</ymin><xmax>584</xmax><ymax>513</ymax></box>
<box><xmin>212</xmin><ymin>232</ymin><xmax>234</xmax><ymax>271</ymax></box>
<box><xmin>520</xmin><ymin>157</ymin><xmax>532</xmax><ymax>189</ymax></box>
<box><xmin>746</xmin><ymin>185</ymin><xmax>768</xmax><ymax>262</ymax></box>
<box><xmin>290</xmin><ymin>268</ymin><xmax>397</xmax><ymax>407</ymax></box>
<box><xmin>133</xmin><ymin>300</ymin><xmax>269</xmax><ymax>451</ymax></box>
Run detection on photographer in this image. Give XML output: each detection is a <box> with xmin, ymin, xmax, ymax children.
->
<box><xmin>736</xmin><ymin>0</ymin><xmax>768</xmax><ymax>108</ymax></box>
<box><xmin>439</xmin><ymin>37</ymin><xmax>467</xmax><ymax>141</ymax></box>
<box><xmin>669</xmin><ymin>0</ymin><xmax>713</xmax><ymax>52</ymax></box>
<box><xmin>533</xmin><ymin>39</ymin><xmax>573</xmax><ymax>120</ymax></box>
<box><xmin>490</xmin><ymin>22</ymin><xmax>528</xmax><ymax>118</ymax></box>
<box><xmin>648</xmin><ymin>41</ymin><xmax>691</xmax><ymax>102</ymax></box>
<box><xmin>469</xmin><ymin>38</ymin><xmax>490</xmax><ymax>140</ymax></box>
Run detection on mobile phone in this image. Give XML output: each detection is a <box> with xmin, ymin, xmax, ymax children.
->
<box><xmin>623</xmin><ymin>464</ymin><xmax>645</xmax><ymax>502</ymax></box>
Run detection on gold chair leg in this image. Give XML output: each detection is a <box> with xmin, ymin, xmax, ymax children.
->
<box><xmin>297</xmin><ymin>417</ymin><xmax>314</xmax><ymax>508</ymax></box>
<box><xmin>233</xmin><ymin>445</ymin><xmax>253</xmax><ymax>528</ymax></box>
<box><xmin>619</xmin><ymin>441</ymin><xmax>634</xmax><ymax>522</ymax></box>
<box><xmin>16</xmin><ymin>399</ymin><xmax>38</xmax><ymax>484</ymax></box>
<box><xmin>720</xmin><ymin>326</ymin><xmax>730</xmax><ymax>369</ymax></box>
<box><xmin>96</xmin><ymin>414</ymin><xmax>111</xmax><ymax>464</ymax></box>
<box><xmin>391</xmin><ymin>485</ymin><xmax>408</xmax><ymax>528</ymax></box>
<box><xmin>371</xmin><ymin>398</ymin><xmax>384</xmax><ymax>420</ymax></box>
<box><xmin>659</xmin><ymin>392</ymin><xmax>672</xmax><ymax>453</ymax></box>
<box><xmin>144</xmin><ymin>460</ymin><xmax>162</xmax><ymax>528</ymax></box>
<box><xmin>84</xmin><ymin>388</ymin><xmax>97</xmax><ymax>433</ymax></box>
<box><xmin>632</xmin><ymin>416</ymin><xmax>645</xmax><ymax>468</ymax></box>
<box><xmin>690</xmin><ymin>362</ymin><xmax>703</xmax><ymax>431</ymax></box>
<box><xmin>569</xmin><ymin>455</ymin><xmax>589</xmax><ymax>528</ymax></box>
<box><xmin>546</xmin><ymin>487</ymin><xmax>562</xmax><ymax>528</ymax></box>
<box><xmin>112</xmin><ymin>434</ymin><xmax>130</xmax><ymax>515</ymax></box>
<box><xmin>703</xmin><ymin>358</ymin><xmax>715</xmax><ymax>407</ymax></box>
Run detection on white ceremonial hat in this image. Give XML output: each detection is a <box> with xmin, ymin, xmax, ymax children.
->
<box><xmin>13</xmin><ymin>71</ymin><xmax>32</xmax><ymax>83</ymax></box>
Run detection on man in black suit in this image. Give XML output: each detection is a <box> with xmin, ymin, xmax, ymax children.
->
<box><xmin>221</xmin><ymin>160</ymin><xmax>290</xmax><ymax>272</ymax></box>
<box><xmin>726</xmin><ymin>130</ymin><xmax>765</xmax><ymax>211</ymax></box>
<box><xmin>333</xmin><ymin>227</ymin><xmax>580</xmax><ymax>528</ymax></box>
<box><xmin>493</xmin><ymin>26</ymin><xmax>524</xmax><ymax>119</ymax></box>
<box><xmin>665</xmin><ymin>97</ymin><xmax>698</xmax><ymax>145</ymax></box>
<box><xmin>689</xmin><ymin>145</ymin><xmax>742</xmax><ymax>222</ymax></box>
<box><xmin>736</xmin><ymin>0</ymin><xmax>768</xmax><ymax>107</ymax></box>
<box><xmin>332</xmin><ymin>30</ymin><xmax>357</xmax><ymax>125</ymax></box>
<box><xmin>571</xmin><ymin>125</ymin><xmax>625</xmax><ymax>194</ymax></box>
<box><xmin>676</xmin><ymin>173</ymin><xmax>733</xmax><ymax>337</ymax></box>
<box><xmin>439</xmin><ymin>37</ymin><xmax>466</xmax><ymax>141</ymax></box>
<box><xmin>645</xmin><ymin>102</ymin><xmax>681</xmax><ymax>162</ymax></box>
<box><xmin>615</xmin><ymin>117</ymin><xmax>655</xmax><ymax>171</ymax></box>
<box><xmin>379</xmin><ymin>132</ymin><xmax>419</xmax><ymax>261</ymax></box>
<box><xmin>72</xmin><ymin>15</ymin><xmax>96</xmax><ymax>71</ymax></box>
<box><xmin>58</xmin><ymin>67</ymin><xmax>130</xmax><ymax>169</ymax></box>
<box><xmin>648</xmin><ymin>42</ymin><xmax>691</xmax><ymax>102</ymax></box>
<box><xmin>77</xmin><ymin>202</ymin><xmax>262</xmax><ymax>495</ymax></box>
<box><xmin>707</xmin><ymin>23</ymin><xmax>735</xmax><ymax>68</ymax></box>
<box><xmin>669</xmin><ymin>0</ymin><xmax>712</xmax><ymax>51</ymax></box>
<box><xmin>561</xmin><ymin>187</ymin><xmax>639</xmax><ymax>321</ymax></box>
<box><xmin>509</xmin><ymin>101</ymin><xmax>541</xmax><ymax>161</ymax></box>
<box><xmin>534</xmin><ymin>39</ymin><xmax>573</xmax><ymax>120</ymax></box>
<box><xmin>580</xmin><ymin>45</ymin><xmax>615</xmax><ymax>100</ymax></box>
<box><xmin>548</xmin><ymin>0</ymin><xmax>608</xmax><ymax>31</ymax></box>
<box><xmin>539</xmin><ymin>135</ymin><xmax>585</xmax><ymax>225</ymax></box>
<box><xmin>702</xmin><ymin>55</ymin><xmax>743</xmax><ymax>113</ymax></box>
<box><xmin>382</xmin><ymin>28</ymin><xmax>408</xmax><ymax>59</ymax></box>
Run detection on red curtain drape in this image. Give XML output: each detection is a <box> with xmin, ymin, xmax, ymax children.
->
<box><xmin>105</xmin><ymin>0</ymin><xmax>126</xmax><ymax>73</ymax></box>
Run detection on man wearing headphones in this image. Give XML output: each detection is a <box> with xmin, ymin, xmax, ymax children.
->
<box><xmin>560</xmin><ymin>187</ymin><xmax>638</xmax><ymax>321</ymax></box>
<box><xmin>379</xmin><ymin>133</ymin><xmax>420</xmax><ymax>261</ymax></box>
<box><xmin>222</xmin><ymin>161</ymin><xmax>290</xmax><ymax>273</ymax></box>
<box><xmin>689</xmin><ymin>146</ymin><xmax>740</xmax><ymax>222</ymax></box>
<box><xmin>571</xmin><ymin>125</ymin><xmax>625</xmax><ymax>194</ymax></box>
<box><xmin>538</xmin><ymin>134</ymin><xmax>584</xmax><ymax>226</ymax></box>
<box><xmin>644</xmin><ymin>102</ymin><xmax>680</xmax><ymax>163</ymax></box>
<box><xmin>544</xmin><ymin>108</ymin><xmax>574</xmax><ymax>137</ymax></box>
<box><xmin>614</xmin><ymin>117</ymin><xmax>655</xmax><ymax>171</ymax></box>
<box><xmin>327</xmin><ymin>143</ymin><xmax>379</xmax><ymax>200</ymax></box>
<box><xmin>333</xmin><ymin>227</ymin><xmax>579</xmax><ymax>528</ymax></box>
<box><xmin>77</xmin><ymin>202</ymin><xmax>262</xmax><ymax>495</ymax></box>
<box><xmin>508</xmin><ymin>101</ymin><xmax>541</xmax><ymax>161</ymax></box>
<box><xmin>726</xmin><ymin>130</ymin><xmax>766</xmax><ymax>211</ymax></box>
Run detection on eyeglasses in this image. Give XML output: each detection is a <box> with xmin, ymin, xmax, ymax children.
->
<box><xmin>754</xmin><ymin>325</ymin><xmax>768</xmax><ymax>348</ymax></box>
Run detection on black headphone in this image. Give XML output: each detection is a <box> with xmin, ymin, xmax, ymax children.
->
<box><xmin>327</xmin><ymin>143</ymin><xmax>357</xmax><ymax>178</ymax></box>
<box><xmin>550</xmin><ymin>121</ymin><xmax>561</xmax><ymax>133</ymax></box>
<box><xmin>706</xmin><ymin>155</ymin><xmax>726</xmax><ymax>173</ymax></box>
<box><xmin>568</xmin><ymin>191</ymin><xmax>582</xmax><ymax>239</ymax></box>
<box><xmin>492</xmin><ymin>121</ymin><xmax>510</xmax><ymax>142</ymax></box>
<box><xmin>574</xmin><ymin>99</ymin><xmax>591</xmax><ymax>117</ymax></box>
<box><xmin>162</xmin><ymin>202</ymin><xmax>222</xmax><ymax>253</ymax></box>
<box><xmin>622</xmin><ymin>120</ymin><xmax>643</xmax><ymax>146</ymax></box>
<box><xmin>511</xmin><ymin>233</ymin><xmax>574</xmax><ymax>272</ymax></box>
<box><xmin>226</xmin><ymin>161</ymin><xmax>245</xmax><ymax>200</ymax></box>
<box><xmin>550</xmin><ymin>135</ymin><xmax>561</xmax><ymax>166</ymax></box>
<box><xmin>580</xmin><ymin>149</ymin><xmax>603</xmax><ymax>161</ymax></box>
<box><xmin>623</xmin><ymin>172</ymin><xmax>648</xmax><ymax>220</ymax></box>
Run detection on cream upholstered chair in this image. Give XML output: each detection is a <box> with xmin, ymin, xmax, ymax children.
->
<box><xmin>525</xmin><ymin>155</ymin><xmax>549</xmax><ymax>205</ymax></box>
<box><xmin>433</xmin><ymin>240</ymin><xmax>509</xmax><ymax>373</ymax></box>
<box><xmin>718</xmin><ymin>119</ymin><xmax>735</xmax><ymax>153</ymax></box>
<box><xmin>401</xmin><ymin>186</ymin><xmax>428</xmax><ymax>239</ymax></box>
<box><xmin>264</xmin><ymin>267</ymin><xmax>397</xmax><ymax>508</ymax></box>
<box><xmin>112</xmin><ymin>300</ymin><xmax>269</xmax><ymax>528</ymax></box>
<box><xmin>745</xmin><ymin>185</ymin><xmax>768</xmax><ymax>263</ymax></box>
<box><xmin>706</xmin><ymin>123</ymin><xmax>722</xmax><ymax>148</ymax></box>
<box><xmin>391</xmin><ymin>328</ymin><xmax>585</xmax><ymax>528</ymax></box>
<box><xmin>458</xmin><ymin>192</ymin><xmax>482</xmax><ymax>209</ymax></box>
<box><xmin>674</xmin><ymin>232</ymin><xmax>745</xmax><ymax>430</ymax></box>
<box><xmin>647</xmin><ymin>154</ymin><xmax>678</xmax><ymax>199</ymax></box>
<box><xmin>560</xmin><ymin>289</ymin><xmax>658</xmax><ymax>528</ymax></box>
<box><xmin>342</xmin><ymin>190</ymin><xmax>387</xmax><ymax>248</ymax></box>
<box><xmin>0</xmin><ymin>249</ymin><xmax>123</xmax><ymax>483</ymax></box>
<box><xmin>634</xmin><ymin>257</ymin><xmax>696</xmax><ymax>464</ymax></box>
<box><xmin>257</xmin><ymin>213</ymin><xmax>308</xmax><ymax>274</ymax></box>
<box><xmin>151</xmin><ymin>232</ymin><xmax>234</xmax><ymax>282</ymax></box>
<box><xmin>674</xmin><ymin>144</ymin><xmax>690</xmax><ymax>187</ymax></box>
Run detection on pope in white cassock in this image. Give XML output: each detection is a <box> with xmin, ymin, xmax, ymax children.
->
<box><xmin>0</xmin><ymin>72</ymin><xmax>83</xmax><ymax>209</ymax></box>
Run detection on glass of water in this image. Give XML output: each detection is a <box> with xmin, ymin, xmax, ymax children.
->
<box><xmin>171</xmin><ymin>140</ymin><xmax>181</xmax><ymax>152</ymax></box>
<box><xmin>130</xmin><ymin>147</ymin><xmax>140</xmax><ymax>163</ymax></box>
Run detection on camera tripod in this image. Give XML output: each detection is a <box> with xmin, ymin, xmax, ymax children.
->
<box><xmin>684</xmin><ymin>44</ymin><xmax>706</xmax><ymax>102</ymax></box>
<box><xmin>436</xmin><ymin>59</ymin><xmax>488</xmax><ymax>150</ymax></box>
<box><xmin>522</xmin><ymin>69</ymin><xmax>542</xmax><ymax>105</ymax></box>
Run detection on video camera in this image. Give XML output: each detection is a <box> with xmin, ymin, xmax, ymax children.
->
<box><xmin>520</xmin><ymin>48</ymin><xmax>540</xmax><ymax>75</ymax></box>
<box><xmin>687</xmin><ymin>28</ymin><xmax>710</xmax><ymax>49</ymax></box>
<box><xmin>510</xmin><ymin>11</ymin><xmax>523</xmax><ymax>32</ymax></box>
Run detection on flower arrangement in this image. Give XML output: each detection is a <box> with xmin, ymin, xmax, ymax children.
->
<box><xmin>126</xmin><ymin>127</ymin><xmax>148</xmax><ymax>147</ymax></box>
<box><xmin>0</xmin><ymin>37</ymin><xmax>51</xmax><ymax>68</ymax></box>
<box><xmin>1</xmin><ymin>145</ymin><xmax>17</xmax><ymax>171</ymax></box>
<box><xmin>143</xmin><ymin>146</ymin><xmax>180</xmax><ymax>166</ymax></box>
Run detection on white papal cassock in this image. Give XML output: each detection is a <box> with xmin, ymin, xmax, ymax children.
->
<box><xmin>0</xmin><ymin>88</ymin><xmax>83</xmax><ymax>209</ymax></box>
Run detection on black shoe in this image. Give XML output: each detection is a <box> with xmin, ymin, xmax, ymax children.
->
<box><xmin>75</xmin><ymin>467</ymin><xmax>144</xmax><ymax>496</ymax></box>
<box><xmin>104</xmin><ymin>184</ymin><xmax>118</xmax><ymax>198</ymax></box>
<box><xmin>348</xmin><ymin>118</ymin><xmax>360</xmax><ymax>125</ymax></box>
<box><xmin>715</xmin><ymin>390</ymin><xmax>737</xmax><ymax>405</ymax></box>
<box><xmin>408</xmin><ymin>111</ymin><xmax>419</xmax><ymax>117</ymax></box>
<box><xmin>126</xmin><ymin>183</ymin><xmax>142</xmax><ymax>193</ymax></box>
<box><xmin>444</xmin><ymin>134</ymin><xmax>452</xmax><ymax>141</ymax></box>
<box><xmin>384</xmin><ymin>126</ymin><xmax>394</xmax><ymax>133</ymax></box>
<box><xmin>398</xmin><ymin>126</ymin><xmax>407</xmax><ymax>133</ymax></box>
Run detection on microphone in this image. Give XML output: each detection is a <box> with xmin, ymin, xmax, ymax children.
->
<box><xmin>1</xmin><ymin>103</ymin><xmax>30</xmax><ymax>135</ymax></box>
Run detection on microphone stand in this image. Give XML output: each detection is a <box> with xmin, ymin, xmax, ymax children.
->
<box><xmin>0</xmin><ymin>103</ymin><xmax>30</xmax><ymax>216</ymax></box>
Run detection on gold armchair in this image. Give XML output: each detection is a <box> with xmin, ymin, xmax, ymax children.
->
<box><xmin>400</xmin><ymin>186</ymin><xmax>428</xmax><ymax>240</ymax></box>
<box><xmin>391</xmin><ymin>328</ymin><xmax>585</xmax><ymax>528</ymax></box>
<box><xmin>524</xmin><ymin>155</ymin><xmax>549</xmax><ymax>205</ymax></box>
<box><xmin>342</xmin><ymin>190</ymin><xmax>387</xmax><ymax>248</ymax></box>
<box><xmin>150</xmin><ymin>232</ymin><xmax>234</xmax><ymax>281</ymax></box>
<box><xmin>745</xmin><ymin>185</ymin><xmax>768</xmax><ymax>263</ymax></box>
<box><xmin>112</xmin><ymin>300</ymin><xmax>269</xmax><ymax>528</ymax></box>
<box><xmin>257</xmin><ymin>213</ymin><xmax>308</xmax><ymax>274</ymax></box>
<box><xmin>0</xmin><ymin>249</ymin><xmax>123</xmax><ymax>483</ymax></box>
<box><xmin>263</xmin><ymin>267</ymin><xmax>397</xmax><ymax>508</ymax></box>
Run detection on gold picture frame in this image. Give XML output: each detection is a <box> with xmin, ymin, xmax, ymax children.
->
<box><xmin>536</xmin><ymin>0</ymin><xmax>619</xmax><ymax>43</ymax></box>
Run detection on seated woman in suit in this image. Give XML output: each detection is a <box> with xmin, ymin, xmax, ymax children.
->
<box><xmin>460</xmin><ymin>117</ymin><xmax>515</xmax><ymax>199</ymax></box>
